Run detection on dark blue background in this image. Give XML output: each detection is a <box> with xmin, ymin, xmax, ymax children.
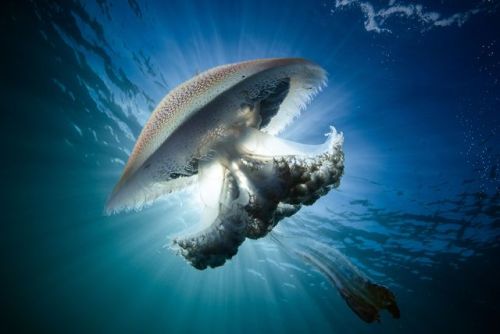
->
<box><xmin>1</xmin><ymin>0</ymin><xmax>499</xmax><ymax>333</ymax></box>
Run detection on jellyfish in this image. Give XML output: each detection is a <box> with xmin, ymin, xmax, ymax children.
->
<box><xmin>106</xmin><ymin>58</ymin><xmax>345</xmax><ymax>269</ymax></box>
<box><xmin>295</xmin><ymin>241</ymin><xmax>400</xmax><ymax>323</ymax></box>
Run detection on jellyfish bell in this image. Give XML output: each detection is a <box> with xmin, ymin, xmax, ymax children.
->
<box><xmin>106</xmin><ymin>58</ymin><xmax>328</xmax><ymax>211</ymax></box>
<box><xmin>106</xmin><ymin>58</ymin><xmax>345</xmax><ymax>269</ymax></box>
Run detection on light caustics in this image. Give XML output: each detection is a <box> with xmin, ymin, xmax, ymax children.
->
<box><xmin>106</xmin><ymin>57</ymin><xmax>399</xmax><ymax>322</ymax></box>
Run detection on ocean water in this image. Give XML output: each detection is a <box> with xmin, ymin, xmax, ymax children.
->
<box><xmin>1</xmin><ymin>0</ymin><xmax>499</xmax><ymax>333</ymax></box>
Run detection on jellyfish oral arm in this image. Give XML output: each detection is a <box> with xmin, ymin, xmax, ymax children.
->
<box><xmin>173</xmin><ymin>127</ymin><xmax>344</xmax><ymax>269</ymax></box>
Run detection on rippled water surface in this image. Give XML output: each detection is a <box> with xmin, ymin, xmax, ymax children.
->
<box><xmin>2</xmin><ymin>1</ymin><xmax>499</xmax><ymax>333</ymax></box>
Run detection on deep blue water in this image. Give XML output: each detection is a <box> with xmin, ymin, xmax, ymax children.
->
<box><xmin>1</xmin><ymin>0</ymin><xmax>499</xmax><ymax>333</ymax></box>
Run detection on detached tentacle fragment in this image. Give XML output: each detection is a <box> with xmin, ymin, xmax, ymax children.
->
<box><xmin>297</xmin><ymin>243</ymin><xmax>400</xmax><ymax>323</ymax></box>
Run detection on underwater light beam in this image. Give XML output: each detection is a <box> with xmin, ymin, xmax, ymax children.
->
<box><xmin>106</xmin><ymin>58</ymin><xmax>344</xmax><ymax>269</ymax></box>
